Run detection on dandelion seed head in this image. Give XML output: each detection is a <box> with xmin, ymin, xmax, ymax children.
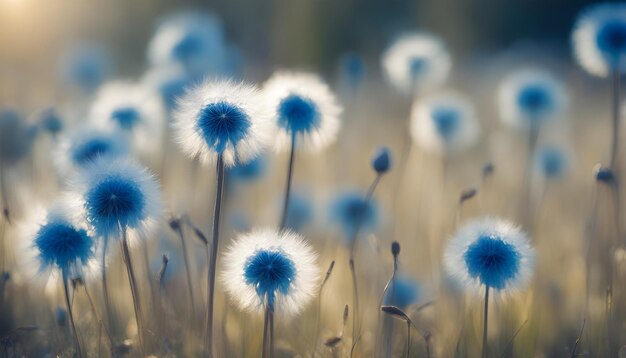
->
<box><xmin>381</xmin><ymin>32</ymin><xmax>451</xmax><ymax>95</ymax></box>
<box><xmin>444</xmin><ymin>217</ymin><xmax>534</xmax><ymax>293</ymax></box>
<box><xmin>573</xmin><ymin>3</ymin><xmax>626</xmax><ymax>77</ymax></box>
<box><xmin>498</xmin><ymin>69</ymin><xmax>567</xmax><ymax>129</ymax></box>
<box><xmin>60</xmin><ymin>43</ymin><xmax>112</xmax><ymax>92</ymax></box>
<box><xmin>173</xmin><ymin>79</ymin><xmax>274</xmax><ymax>167</ymax></box>
<box><xmin>55</xmin><ymin>126</ymin><xmax>128</xmax><ymax>175</ymax></box>
<box><xmin>77</xmin><ymin>159</ymin><xmax>162</xmax><ymax>241</ymax></box>
<box><xmin>142</xmin><ymin>65</ymin><xmax>191</xmax><ymax>110</ymax></box>
<box><xmin>264</xmin><ymin>71</ymin><xmax>342</xmax><ymax>152</ymax></box>
<box><xmin>537</xmin><ymin>146</ymin><xmax>569</xmax><ymax>179</ymax></box>
<box><xmin>329</xmin><ymin>191</ymin><xmax>379</xmax><ymax>243</ymax></box>
<box><xmin>221</xmin><ymin>229</ymin><xmax>319</xmax><ymax>317</ymax></box>
<box><xmin>410</xmin><ymin>92</ymin><xmax>480</xmax><ymax>154</ymax></box>
<box><xmin>372</xmin><ymin>147</ymin><xmax>392</xmax><ymax>174</ymax></box>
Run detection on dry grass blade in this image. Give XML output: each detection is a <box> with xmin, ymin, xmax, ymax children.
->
<box><xmin>324</xmin><ymin>336</ymin><xmax>342</xmax><ymax>348</ymax></box>
<box><xmin>381</xmin><ymin>305</ymin><xmax>412</xmax><ymax>323</ymax></box>
<box><xmin>460</xmin><ymin>188</ymin><xmax>478</xmax><ymax>203</ymax></box>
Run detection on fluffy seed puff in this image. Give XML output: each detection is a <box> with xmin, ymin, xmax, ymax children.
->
<box><xmin>263</xmin><ymin>71</ymin><xmax>342</xmax><ymax>152</ymax></box>
<box><xmin>498</xmin><ymin>69</ymin><xmax>568</xmax><ymax>129</ymax></box>
<box><xmin>89</xmin><ymin>80</ymin><xmax>166</xmax><ymax>156</ymax></box>
<box><xmin>381</xmin><ymin>32</ymin><xmax>452</xmax><ymax>95</ymax></box>
<box><xmin>444</xmin><ymin>217</ymin><xmax>535</xmax><ymax>293</ymax></box>
<box><xmin>173</xmin><ymin>79</ymin><xmax>274</xmax><ymax>167</ymax></box>
<box><xmin>572</xmin><ymin>3</ymin><xmax>626</xmax><ymax>77</ymax></box>
<box><xmin>74</xmin><ymin>159</ymin><xmax>162</xmax><ymax>244</ymax></box>
<box><xmin>221</xmin><ymin>229</ymin><xmax>319</xmax><ymax>317</ymax></box>
<box><xmin>410</xmin><ymin>92</ymin><xmax>480</xmax><ymax>154</ymax></box>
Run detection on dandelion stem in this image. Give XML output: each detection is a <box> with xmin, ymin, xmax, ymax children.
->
<box><xmin>610</xmin><ymin>70</ymin><xmax>621</xmax><ymax>170</ymax></box>
<box><xmin>482</xmin><ymin>285</ymin><xmax>490</xmax><ymax>358</ymax></box>
<box><xmin>206</xmin><ymin>154</ymin><xmax>225</xmax><ymax>356</ymax></box>
<box><xmin>82</xmin><ymin>283</ymin><xmax>113</xmax><ymax>350</ymax></box>
<box><xmin>406</xmin><ymin>321</ymin><xmax>411</xmax><ymax>358</ymax></box>
<box><xmin>349</xmin><ymin>258</ymin><xmax>359</xmax><ymax>357</ymax></box>
<box><xmin>262</xmin><ymin>305</ymin><xmax>271</xmax><ymax>358</ymax></box>
<box><xmin>279</xmin><ymin>133</ymin><xmax>297</xmax><ymax>230</ymax></box>
<box><xmin>120</xmin><ymin>228</ymin><xmax>145</xmax><ymax>355</ymax></box>
<box><xmin>269</xmin><ymin>306</ymin><xmax>275</xmax><ymax>358</ymax></box>
<box><xmin>62</xmin><ymin>272</ymin><xmax>83</xmax><ymax>358</ymax></box>
<box><xmin>100</xmin><ymin>236</ymin><xmax>113</xmax><ymax>334</ymax></box>
<box><xmin>174</xmin><ymin>224</ymin><xmax>196</xmax><ymax>322</ymax></box>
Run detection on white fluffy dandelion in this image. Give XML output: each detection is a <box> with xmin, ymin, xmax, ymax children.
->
<box><xmin>381</xmin><ymin>32</ymin><xmax>452</xmax><ymax>95</ymax></box>
<box><xmin>444</xmin><ymin>217</ymin><xmax>535</xmax><ymax>293</ymax></box>
<box><xmin>409</xmin><ymin>92</ymin><xmax>480</xmax><ymax>154</ymax></box>
<box><xmin>498</xmin><ymin>69</ymin><xmax>568</xmax><ymax>130</ymax></box>
<box><xmin>263</xmin><ymin>71</ymin><xmax>342</xmax><ymax>152</ymax></box>
<box><xmin>572</xmin><ymin>3</ymin><xmax>626</xmax><ymax>77</ymax></box>
<box><xmin>89</xmin><ymin>80</ymin><xmax>166</xmax><ymax>155</ymax></box>
<box><xmin>173</xmin><ymin>79</ymin><xmax>274</xmax><ymax>167</ymax></box>
<box><xmin>221</xmin><ymin>229</ymin><xmax>319</xmax><ymax>317</ymax></box>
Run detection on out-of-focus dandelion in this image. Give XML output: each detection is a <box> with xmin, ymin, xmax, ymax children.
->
<box><xmin>410</xmin><ymin>92</ymin><xmax>480</xmax><ymax>155</ymax></box>
<box><xmin>536</xmin><ymin>146</ymin><xmax>570</xmax><ymax>180</ymax></box>
<box><xmin>384</xmin><ymin>275</ymin><xmax>421</xmax><ymax>309</ymax></box>
<box><xmin>228</xmin><ymin>155</ymin><xmax>268</xmax><ymax>183</ymax></box>
<box><xmin>573</xmin><ymin>3</ymin><xmax>626</xmax><ymax>168</ymax></box>
<box><xmin>264</xmin><ymin>72</ymin><xmax>342</xmax><ymax>229</ymax></box>
<box><xmin>381</xmin><ymin>32</ymin><xmax>451</xmax><ymax>96</ymax></box>
<box><xmin>59</xmin><ymin>43</ymin><xmax>112</xmax><ymax>93</ymax></box>
<box><xmin>221</xmin><ymin>229</ymin><xmax>319</xmax><ymax>358</ymax></box>
<box><xmin>89</xmin><ymin>81</ymin><xmax>166</xmax><ymax>157</ymax></box>
<box><xmin>147</xmin><ymin>11</ymin><xmax>229</xmax><ymax>79</ymax></box>
<box><xmin>77</xmin><ymin>159</ymin><xmax>162</xmax><ymax>353</ymax></box>
<box><xmin>444</xmin><ymin>217</ymin><xmax>534</xmax><ymax>358</ymax></box>
<box><xmin>32</xmin><ymin>201</ymin><xmax>96</xmax><ymax>357</ymax></box>
<box><xmin>39</xmin><ymin>108</ymin><xmax>64</xmax><ymax>138</ymax></box>
<box><xmin>54</xmin><ymin>126</ymin><xmax>129</xmax><ymax>176</ymax></box>
<box><xmin>173</xmin><ymin>79</ymin><xmax>272</xmax><ymax>353</ymax></box>
<box><xmin>142</xmin><ymin>65</ymin><xmax>191</xmax><ymax>111</ymax></box>
<box><xmin>329</xmin><ymin>191</ymin><xmax>379</xmax><ymax>245</ymax></box>
<box><xmin>282</xmin><ymin>190</ymin><xmax>314</xmax><ymax>233</ymax></box>
<box><xmin>339</xmin><ymin>53</ymin><xmax>365</xmax><ymax>94</ymax></box>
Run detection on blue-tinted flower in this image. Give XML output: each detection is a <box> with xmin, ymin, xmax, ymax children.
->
<box><xmin>55</xmin><ymin>126</ymin><xmax>129</xmax><ymax>175</ymax></box>
<box><xmin>371</xmin><ymin>147</ymin><xmax>392</xmax><ymax>174</ymax></box>
<box><xmin>147</xmin><ymin>11</ymin><xmax>229</xmax><ymax>79</ymax></box>
<box><xmin>381</xmin><ymin>32</ymin><xmax>451</xmax><ymax>95</ymax></box>
<box><xmin>142</xmin><ymin>65</ymin><xmax>191</xmax><ymax>111</ymax></box>
<box><xmin>573</xmin><ymin>3</ymin><xmax>626</xmax><ymax>77</ymax></box>
<box><xmin>410</xmin><ymin>92</ymin><xmax>480</xmax><ymax>154</ymax></box>
<box><xmin>59</xmin><ymin>43</ymin><xmax>112</xmax><ymax>92</ymax></box>
<box><xmin>173</xmin><ymin>80</ymin><xmax>274</xmax><ymax>167</ymax></box>
<box><xmin>0</xmin><ymin>109</ymin><xmax>35</xmax><ymax>166</ymax></box>
<box><xmin>264</xmin><ymin>72</ymin><xmax>342</xmax><ymax>152</ymax></box>
<box><xmin>499</xmin><ymin>69</ymin><xmax>568</xmax><ymax>129</ymax></box>
<box><xmin>39</xmin><ymin>108</ymin><xmax>63</xmax><ymax>136</ymax></box>
<box><xmin>32</xmin><ymin>203</ymin><xmax>95</xmax><ymax>276</ymax></box>
<box><xmin>536</xmin><ymin>146</ymin><xmax>570</xmax><ymax>179</ymax></box>
<box><xmin>329</xmin><ymin>191</ymin><xmax>379</xmax><ymax>243</ymax></box>
<box><xmin>89</xmin><ymin>81</ymin><xmax>166</xmax><ymax>155</ymax></box>
<box><xmin>221</xmin><ymin>229</ymin><xmax>319</xmax><ymax>315</ymax></box>
<box><xmin>228</xmin><ymin>155</ymin><xmax>267</xmax><ymax>182</ymax></box>
<box><xmin>77</xmin><ymin>160</ymin><xmax>162</xmax><ymax>241</ymax></box>
<box><xmin>384</xmin><ymin>275</ymin><xmax>420</xmax><ymax>309</ymax></box>
<box><xmin>283</xmin><ymin>191</ymin><xmax>314</xmax><ymax>233</ymax></box>
<box><xmin>444</xmin><ymin>218</ymin><xmax>534</xmax><ymax>292</ymax></box>
<box><xmin>339</xmin><ymin>53</ymin><xmax>365</xmax><ymax>91</ymax></box>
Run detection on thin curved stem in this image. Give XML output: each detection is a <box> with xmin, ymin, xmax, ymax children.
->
<box><xmin>120</xmin><ymin>229</ymin><xmax>144</xmax><ymax>355</ymax></box>
<box><xmin>279</xmin><ymin>133</ymin><xmax>297</xmax><ymax>230</ymax></box>
<box><xmin>175</xmin><ymin>226</ymin><xmax>196</xmax><ymax>321</ymax></box>
<box><xmin>101</xmin><ymin>237</ymin><xmax>113</xmax><ymax>334</ymax></box>
<box><xmin>406</xmin><ymin>322</ymin><xmax>411</xmax><ymax>358</ymax></box>
<box><xmin>611</xmin><ymin>70</ymin><xmax>621</xmax><ymax>170</ymax></box>
<box><xmin>482</xmin><ymin>286</ymin><xmax>490</xmax><ymax>358</ymax></box>
<box><xmin>269</xmin><ymin>306</ymin><xmax>275</xmax><ymax>358</ymax></box>
<box><xmin>63</xmin><ymin>272</ymin><xmax>82</xmax><ymax>358</ymax></box>
<box><xmin>206</xmin><ymin>154</ymin><xmax>225</xmax><ymax>356</ymax></box>
<box><xmin>262</xmin><ymin>305</ymin><xmax>270</xmax><ymax>358</ymax></box>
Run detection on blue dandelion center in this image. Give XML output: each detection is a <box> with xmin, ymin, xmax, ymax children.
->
<box><xmin>431</xmin><ymin>106</ymin><xmax>460</xmax><ymax>139</ymax></box>
<box><xmin>72</xmin><ymin>138</ymin><xmax>113</xmax><ymax>166</ymax></box>
<box><xmin>463</xmin><ymin>235</ymin><xmax>521</xmax><ymax>289</ymax></box>
<box><xmin>85</xmin><ymin>175</ymin><xmax>146</xmax><ymax>234</ymax></box>
<box><xmin>35</xmin><ymin>221</ymin><xmax>93</xmax><ymax>271</ymax></box>
<box><xmin>111</xmin><ymin>107</ymin><xmax>141</xmax><ymax>130</ymax></box>
<box><xmin>597</xmin><ymin>20</ymin><xmax>626</xmax><ymax>60</ymax></box>
<box><xmin>243</xmin><ymin>249</ymin><xmax>297</xmax><ymax>307</ymax></box>
<box><xmin>196</xmin><ymin>101</ymin><xmax>251</xmax><ymax>153</ymax></box>
<box><xmin>278</xmin><ymin>94</ymin><xmax>321</xmax><ymax>134</ymax></box>
<box><xmin>517</xmin><ymin>85</ymin><xmax>552</xmax><ymax>118</ymax></box>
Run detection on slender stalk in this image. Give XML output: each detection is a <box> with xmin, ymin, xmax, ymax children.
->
<box><xmin>610</xmin><ymin>70</ymin><xmax>621</xmax><ymax>170</ymax></box>
<box><xmin>349</xmin><ymin>258</ymin><xmax>359</xmax><ymax>357</ymax></box>
<box><xmin>206</xmin><ymin>154</ymin><xmax>225</xmax><ymax>355</ymax></box>
<box><xmin>120</xmin><ymin>228</ymin><xmax>144</xmax><ymax>355</ymax></box>
<box><xmin>82</xmin><ymin>284</ymin><xmax>113</xmax><ymax>349</ymax></box>
<box><xmin>314</xmin><ymin>261</ymin><xmax>335</xmax><ymax>352</ymax></box>
<box><xmin>100</xmin><ymin>237</ymin><xmax>113</xmax><ymax>333</ymax></box>
<box><xmin>522</xmin><ymin>123</ymin><xmax>539</xmax><ymax>226</ymax></box>
<box><xmin>262</xmin><ymin>305</ymin><xmax>270</xmax><ymax>358</ymax></box>
<box><xmin>406</xmin><ymin>322</ymin><xmax>411</xmax><ymax>358</ymax></box>
<box><xmin>63</xmin><ymin>272</ymin><xmax>82</xmax><ymax>358</ymax></box>
<box><xmin>482</xmin><ymin>286</ymin><xmax>490</xmax><ymax>358</ymax></box>
<box><xmin>279</xmin><ymin>133</ymin><xmax>297</xmax><ymax>230</ymax></box>
<box><xmin>269</xmin><ymin>306</ymin><xmax>275</xmax><ymax>358</ymax></box>
<box><xmin>174</xmin><ymin>225</ymin><xmax>196</xmax><ymax>320</ymax></box>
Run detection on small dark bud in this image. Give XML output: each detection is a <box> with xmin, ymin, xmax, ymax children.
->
<box><xmin>391</xmin><ymin>241</ymin><xmax>400</xmax><ymax>256</ymax></box>
<box><xmin>460</xmin><ymin>188</ymin><xmax>477</xmax><ymax>203</ymax></box>
<box><xmin>168</xmin><ymin>217</ymin><xmax>181</xmax><ymax>231</ymax></box>
<box><xmin>594</xmin><ymin>164</ymin><xmax>615</xmax><ymax>183</ymax></box>
<box><xmin>482</xmin><ymin>162</ymin><xmax>494</xmax><ymax>178</ymax></box>
<box><xmin>371</xmin><ymin>147</ymin><xmax>392</xmax><ymax>174</ymax></box>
